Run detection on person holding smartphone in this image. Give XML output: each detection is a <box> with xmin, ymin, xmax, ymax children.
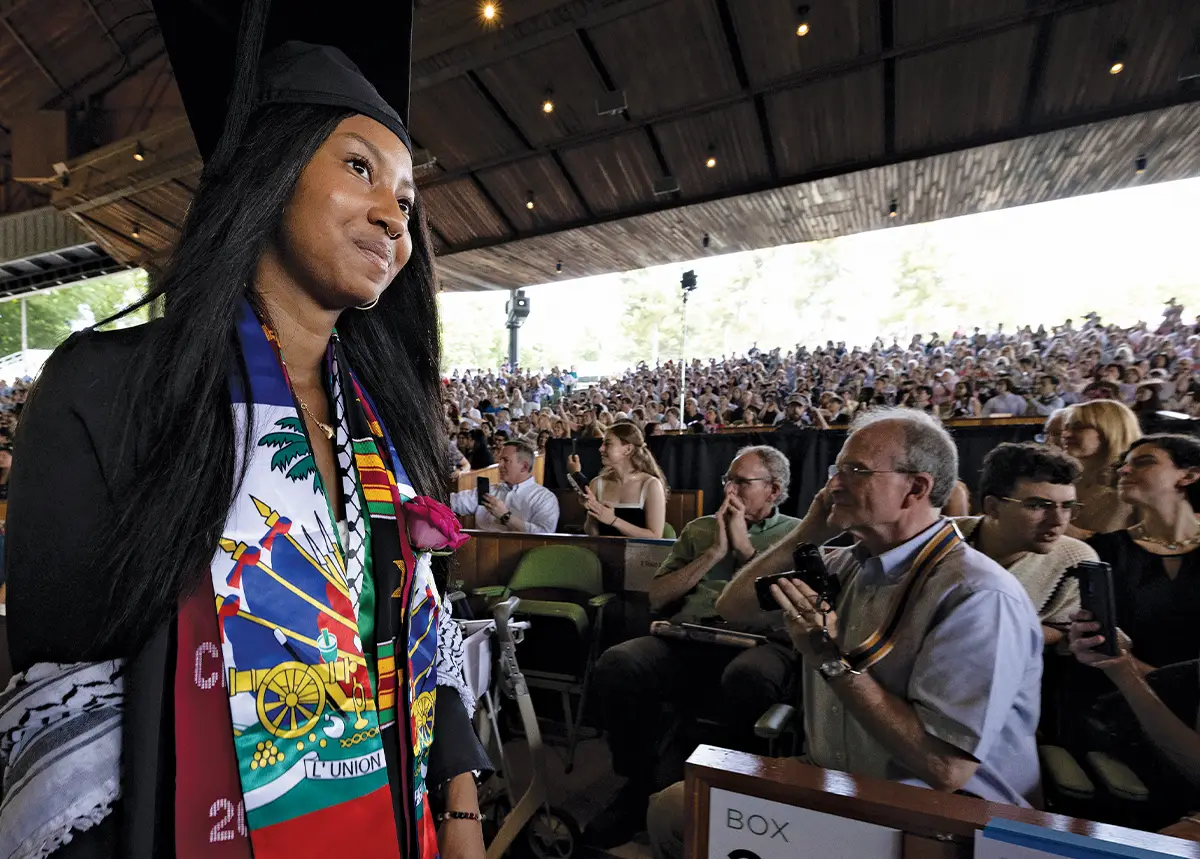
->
<box><xmin>1069</xmin><ymin>605</ymin><xmax>1200</xmax><ymax>830</ymax></box>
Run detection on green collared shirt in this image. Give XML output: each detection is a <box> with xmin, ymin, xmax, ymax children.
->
<box><xmin>653</xmin><ymin>509</ymin><xmax>801</xmax><ymax>622</ymax></box>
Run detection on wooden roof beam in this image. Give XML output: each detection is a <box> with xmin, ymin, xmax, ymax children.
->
<box><xmin>0</xmin><ymin>13</ymin><xmax>67</xmax><ymax>99</ymax></box>
<box><xmin>880</xmin><ymin>0</ymin><xmax>896</xmax><ymax>156</ymax></box>
<box><xmin>1019</xmin><ymin>12</ymin><xmax>1056</xmax><ymax>126</ymax></box>
<box><xmin>713</xmin><ymin>0</ymin><xmax>777</xmax><ymax>182</ymax></box>
<box><xmin>78</xmin><ymin>0</ymin><xmax>131</xmax><ymax>70</ymax></box>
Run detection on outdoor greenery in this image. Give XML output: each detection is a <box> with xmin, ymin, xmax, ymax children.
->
<box><xmin>0</xmin><ymin>269</ymin><xmax>149</xmax><ymax>357</ymax></box>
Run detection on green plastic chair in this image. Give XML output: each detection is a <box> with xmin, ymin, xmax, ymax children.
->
<box><xmin>661</xmin><ymin>522</ymin><xmax>676</xmax><ymax>539</ymax></box>
<box><xmin>474</xmin><ymin>544</ymin><xmax>614</xmax><ymax>772</ymax></box>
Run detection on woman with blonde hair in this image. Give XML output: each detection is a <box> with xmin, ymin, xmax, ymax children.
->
<box><xmin>567</xmin><ymin>422</ymin><xmax>667</xmax><ymax>539</ymax></box>
<box><xmin>1061</xmin><ymin>399</ymin><xmax>1142</xmax><ymax>537</ymax></box>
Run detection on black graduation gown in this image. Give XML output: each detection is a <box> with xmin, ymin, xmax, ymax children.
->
<box><xmin>5</xmin><ymin>323</ymin><xmax>488</xmax><ymax>858</ymax></box>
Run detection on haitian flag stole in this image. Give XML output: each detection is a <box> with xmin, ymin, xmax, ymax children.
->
<box><xmin>200</xmin><ymin>301</ymin><xmax>439</xmax><ymax>859</ymax></box>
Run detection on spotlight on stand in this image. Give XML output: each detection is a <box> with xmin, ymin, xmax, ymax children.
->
<box><xmin>680</xmin><ymin>270</ymin><xmax>699</xmax><ymax>398</ymax></box>
<box><xmin>505</xmin><ymin>288</ymin><xmax>530</xmax><ymax>369</ymax></box>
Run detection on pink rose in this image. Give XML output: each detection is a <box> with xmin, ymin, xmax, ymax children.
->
<box><xmin>403</xmin><ymin>495</ymin><xmax>470</xmax><ymax>552</ymax></box>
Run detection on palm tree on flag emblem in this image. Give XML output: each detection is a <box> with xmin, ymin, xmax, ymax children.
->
<box><xmin>258</xmin><ymin>417</ymin><xmax>319</xmax><ymax>491</ymax></box>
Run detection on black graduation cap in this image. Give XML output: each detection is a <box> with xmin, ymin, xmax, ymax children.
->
<box><xmin>150</xmin><ymin>0</ymin><xmax>414</xmax><ymax>164</ymax></box>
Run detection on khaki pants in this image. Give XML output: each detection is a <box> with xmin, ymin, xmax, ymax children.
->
<box><xmin>647</xmin><ymin>781</ymin><xmax>686</xmax><ymax>859</ymax></box>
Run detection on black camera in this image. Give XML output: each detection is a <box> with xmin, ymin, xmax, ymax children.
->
<box><xmin>754</xmin><ymin>543</ymin><xmax>841</xmax><ymax>612</ymax></box>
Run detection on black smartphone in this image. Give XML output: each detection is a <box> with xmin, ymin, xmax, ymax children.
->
<box><xmin>566</xmin><ymin>471</ymin><xmax>590</xmax><ymax>498</ymax></box>
<box><xmin>1070</xmin><ymin>560</ymin><xmax>1119</xmax><ymax>657</ymax></box>
<box><xmin>571</xmin><ymin>438</ymin><xmax>578</xmax><ymax>456</ymax></box>
<box><xmin>754</xmin><ymin>543</ymin><xmax>840</xmax><ymax>612</ymax></box>
<box><xmin>476</xmin><ymin>476</ymin><xmax>490</xmax><ymax>507</ymax></box>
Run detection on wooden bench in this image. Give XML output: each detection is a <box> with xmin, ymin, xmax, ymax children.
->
<box><xmin>453</xmin><ymin>530</ymin><xmax>646</xmax><ymax>593</ymax></box>
<box><xmin>552</xmin><ymin>488</ymin><xmax>703</xmax><ymax>536</ymax></box>
<box><xmin>685</xmin><ymin>745</ymin><xmax>1200</xmax><ymax>859</ymax></box>
<box><xmin>448</xmin><ymin>455</ymin><xmax>546</xmax><ymax>496</ymax></box>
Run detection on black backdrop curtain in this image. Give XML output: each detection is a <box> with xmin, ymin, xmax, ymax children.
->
<box><xmin>545</xmin><ymin>423</ymin><xmax>1045</xmax><ymax>519</ymax></box>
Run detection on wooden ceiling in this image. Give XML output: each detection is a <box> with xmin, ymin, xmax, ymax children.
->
<box><xmin>2</xmin><ymin>0</ymin><xmax>1199</xmax><ymax>291</ymax></box>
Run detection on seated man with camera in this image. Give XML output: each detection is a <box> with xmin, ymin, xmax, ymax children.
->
<box><xmin>646</xmin><ymin>409</ymin><xmax>1044</xmax><ymax>859</ymax></box>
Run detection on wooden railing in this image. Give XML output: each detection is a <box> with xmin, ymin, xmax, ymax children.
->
<box><xmin>684</xmin><ymin>745</ymin><xmax>1200</xmax><ymax>859</ymax></box>
<box><xmin>663</xmin><ymin>416</ymin><xmax>1046</xmax><ymax>435</ymax></box>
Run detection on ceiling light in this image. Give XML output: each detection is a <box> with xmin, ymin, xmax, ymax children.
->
<box><xmin>705</xmin><ymin>145</ymin><xmax>717</xmax><ymax>169</ymax></box>
<box><xmin>1109</xmin><ymin>41</ymin><xmax>1128</xmax><ymax>75</ymax></box>
<box><xmin>1136</xmin><ymin>153</ymin><xmax>1148</xmax><ymax>174</ymax></box>
<box><xmin>796</xmin><ymin>4</ymin><xmax>811</xmax><ymax>37</ymax></box>
<box><xmin>131</xmin><ymin>223</ymin><xmax>142</xmax><ymax>239</ymax></box>
<box><xmin>542</xmin><ymin>90</ymin><xmax>555</xmax><ymax>114</ymax></box>
<box><xmin>888</xmin><ymin>199</ymin><xmax>898</xmax><ymax>219</ymax></box>
<box><xmin>702</xmin><ymin>233</ymin><xmax>710</xmax><ymax>248</ymax></box>
<box><xmin>555</xmin><ymin>261</ymin><xmax>563</xmax><ymax>273</ymax></box>
<box><xmin>133</xmin><ymin>141</ymin><xmax>145</xmax><ymax>162</ymax></box>
<box><xmin>525</xmin><ymin>190</ymin><xmax>535</xmax><ymax>210</ymax></box>
<box><xmin>481</xmin><ymin>3</ymin><xmax>497</xmax><ymax>22</ymax></box>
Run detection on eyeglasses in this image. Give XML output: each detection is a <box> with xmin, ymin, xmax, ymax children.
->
<box><xmin>721</xmin><ymin>475</ymin><xmax>774</xmax><ymax>488</ymax></box>
<box><xmin>999</xmin><ymin>497</ymin><xmax>1085</xmax><ymax>517</ymax></box>
<box><xmin>828</xmin><ymin>464</ymin><xmax>920</xmax><ymax>480</ymax></box>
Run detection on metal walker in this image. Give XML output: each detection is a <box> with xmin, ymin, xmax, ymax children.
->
<box><xmin>456</xmin><ymin>595</ymin><xmax>581</xmax><ymax>859</ymax></box>
<box><xmin>451</xmin><ymin>597</ymin><xmax>578</xmax><ymax>858</ymax></box>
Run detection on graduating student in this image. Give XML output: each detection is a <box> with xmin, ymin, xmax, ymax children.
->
<box><xmin>0</xmin><ymin>8</ymin><xmax>487</xmax><ymax>859</ymax></box>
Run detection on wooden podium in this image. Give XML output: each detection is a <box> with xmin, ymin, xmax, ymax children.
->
<box><xmin>684</xmin><ymin>745</ymin><xmax>1200</xmax><ymax>859</ymax></box>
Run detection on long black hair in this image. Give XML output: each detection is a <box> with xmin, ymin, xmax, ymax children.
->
<box><xmin>90</xmin><ymin>103</ymin><xmax>446</xmax><ymax>649</ymax></box>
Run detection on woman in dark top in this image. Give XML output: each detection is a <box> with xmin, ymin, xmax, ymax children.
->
<box><xmin>1</xmin><ymin>37</ymin><xmax>487</xmax><ymax>859</ymax></box>
<box><xmin>568</xmin><ymin>423</ymin><xmax>667</xmax><ymax>538</ymax></box>
<box><xmin>1070</xmin><ymin>433</ymin><xmax>1200</xmax><ymax>823</ymax></box>
<box><xmin>1087</xmin><ymin>434</ymin><xmax>1200</xmax><ymax>671</ymax></box>
<box><xmin>458</xmin><ymin>427</ymin><xmax>494</xmax><ymax>470</ymax></box>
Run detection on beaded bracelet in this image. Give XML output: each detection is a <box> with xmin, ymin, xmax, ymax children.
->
<box><xmin>437</xmin><ymin>810</ymin><xmax>482</xmax><ymax>824</ymax></box>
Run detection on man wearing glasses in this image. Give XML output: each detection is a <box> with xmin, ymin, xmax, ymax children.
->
<box><xmin>584</xmin><ymin>446</ymin><xmax>800</xmax><ymax>847</ymax></box>
<box><xmin>714</xmin><ymin>409</ymin><xmax>1043</xmax><ymax>806</ymax></box>
<box><xmin>956</xmin><ymin>443</ymin><xmax>1095</xmax><ymax>645</ymax></box>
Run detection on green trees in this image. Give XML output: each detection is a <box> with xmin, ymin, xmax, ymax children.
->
<box><xmin>0</xmin><ymin>270</ymin><xmax>149</xmax><ymax>357</ymax></box>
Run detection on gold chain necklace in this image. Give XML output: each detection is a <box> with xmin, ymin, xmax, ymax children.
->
<box><xmin>1130</xmin><ymin>522</ymin><xmax>1200</xmax><ymax>551</ymax></box>
<box><xmin>277</xmin><ymin>347</ymin><xmax>335</xmax><ymax>440</ymax></box>
<box><xmin>295</xmin><ymin>393</ymin><xmax>335</xmax><ymax>440</ymax></box>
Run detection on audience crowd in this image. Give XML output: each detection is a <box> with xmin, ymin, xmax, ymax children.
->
<box><xmin>434</xmin><ymin>298</ymin><xmax>1200</xmax><ymax>852</ymax></box>
<box><xmin>442</xmin><ymin>301</ymin><xmax>1200</xmax><ymax>458</ymax></box>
